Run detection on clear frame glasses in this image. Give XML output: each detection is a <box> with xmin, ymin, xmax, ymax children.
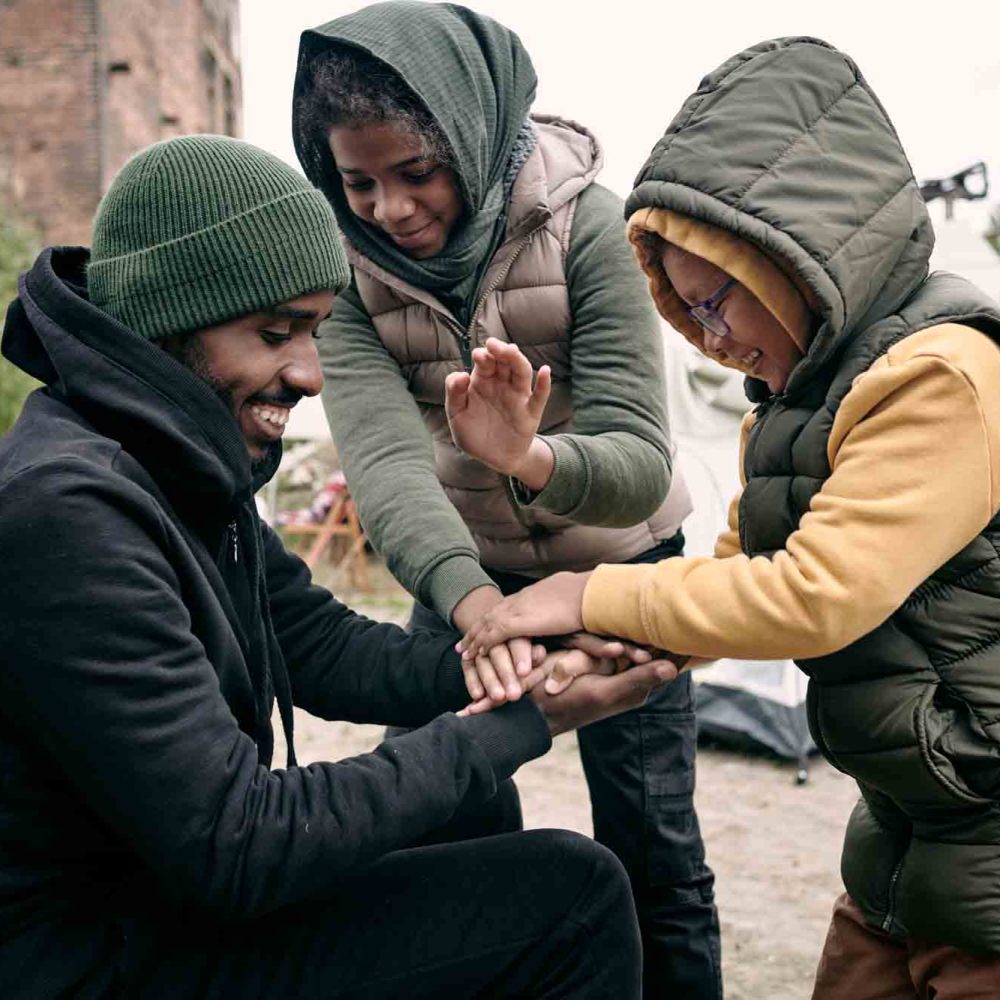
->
<box><xmin>686</xmin><ymin>276</ymin><xmax>738</xmax><ymax>338</ymax></box>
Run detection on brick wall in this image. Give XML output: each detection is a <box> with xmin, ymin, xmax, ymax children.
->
<box><xmin>0</xmin><ymin>0</ymin><xmax>101</xmax><ymax>244</ymax></box>
<box><xmin>0</xmin><ymin>0</ymin><xmax>241</xmax><ymax>246</ymax></box>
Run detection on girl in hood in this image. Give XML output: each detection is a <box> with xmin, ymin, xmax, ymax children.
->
<box><xmin>291</xmin><ymin>3</ymin><xmax>720</xmax><ymax>996</ymax></box>
<box><xmin>457</xmin><ymin>36</ymin><xmax>1000</xmax><ymax>999</ymax></box>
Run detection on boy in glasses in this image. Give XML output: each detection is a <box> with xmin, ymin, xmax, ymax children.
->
<box><xmin>453</xmin><ymin>37</ymin><xmax>1000</xmax><ymax>999</ymax></box>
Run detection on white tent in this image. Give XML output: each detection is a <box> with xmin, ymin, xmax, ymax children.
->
<box><xmin>664</xmin><ymin>335</ymin><xmax>814</xmax><ymax>768</ymax></box>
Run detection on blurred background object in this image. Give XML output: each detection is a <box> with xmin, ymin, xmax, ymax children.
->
<box><xmin>0</xmin><ymin>206</ymin><xmax>38</xmax><ymax>435</ymax></box>
<box><xmin>920</xmin><ymin>161</ymin><xmax>988</xmax><ymax>218</ymax></box>
<box><xmin>922</xmin><ymin>164</ymin><xmax>1000</xmax><ymax>301</ymax></box>
<box><xmin>0</xmin><ymin>0</ymin><xmax>244</xmax><ymax>433</ymax></box>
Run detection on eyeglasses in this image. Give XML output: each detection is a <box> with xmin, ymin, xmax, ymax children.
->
<box><xmin>686</xmin><ymin>276</ymin><xmax>738</xmax><ymax>338</ymax></box>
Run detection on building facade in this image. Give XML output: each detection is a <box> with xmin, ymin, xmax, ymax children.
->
<box><xmin>0</xmin><ymin>0</ymin><xmax>241</xmax><ymax>245</ymax></box>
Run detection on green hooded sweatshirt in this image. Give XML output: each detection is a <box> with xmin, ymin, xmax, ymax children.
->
<box><xmin>292</xmin><ymin>1</ymin><xmax>674</xmax><ymax>620</ymax></box>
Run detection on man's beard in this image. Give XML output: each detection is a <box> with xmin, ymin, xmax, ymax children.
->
<box><xmin>163</xmin><ymin>333</ymin><xmax>279</xmax><ymax>475</ymax></box>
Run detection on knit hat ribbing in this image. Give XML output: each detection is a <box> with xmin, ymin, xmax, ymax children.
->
<box><xmin>89</xmin><ymin>134</ymin><xmax>350</xmax><ymax>340</ymax></box>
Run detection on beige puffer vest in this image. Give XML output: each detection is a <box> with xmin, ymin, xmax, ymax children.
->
<box><xmin>348</xmin><ymin>116</ymin><xmax>691</xmax><ymax>575</ymax></box>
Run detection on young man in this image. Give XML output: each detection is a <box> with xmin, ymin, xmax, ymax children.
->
<box><xmin>0</xmin><ymin>134</ymin><xmax>674</xmax><ymax>999</ymax></box>
<box><xmin>456</xmin><ymin>38</ymin><xmax>1000</xmax><ymax>999</ymax></box>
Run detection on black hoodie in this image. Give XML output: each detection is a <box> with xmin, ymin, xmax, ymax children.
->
<box><xmin>0</xmin><ymin>249</ymin><xmax>550</xmax><ymax>998</ymax></box>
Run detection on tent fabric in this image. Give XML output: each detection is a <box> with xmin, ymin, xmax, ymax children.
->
<box><xmin>694</xmin><ymin>659</ymin><xmax>812</xmax><ymax>761</ymax></box>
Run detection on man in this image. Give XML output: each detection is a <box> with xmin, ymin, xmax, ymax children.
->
<box><xmin>0</xmin><ymin>134</ymin><xmax>674</xmax><ymax>999</ymax></box>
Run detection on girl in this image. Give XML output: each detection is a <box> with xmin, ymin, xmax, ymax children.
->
<box><xmin>291</xmin><ymin>3</ymin><xmax>720</xmax><ymax>997</ymax></box>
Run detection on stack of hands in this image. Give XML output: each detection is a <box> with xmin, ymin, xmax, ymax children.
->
<box><xmin>445</xmin><ymin>338</ymin><xmax>687</xmax><ymax>734</ymax></box>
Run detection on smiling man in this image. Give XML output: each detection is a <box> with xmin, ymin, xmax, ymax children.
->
<box><xmin>160</xmin><ymin>293</ymin><xmax>333</xmax><ymax>464</ymax></box>
<box><xmin>0</xmin><ymin>134</ymin><xmax>665</xmax><ymax>1000</ymax></box>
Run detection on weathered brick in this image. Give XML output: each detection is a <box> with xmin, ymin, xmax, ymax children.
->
<box><xmin>0</xmin><ymin>0</ymin><xmax>241</xmax><ymax>245</ymax></box>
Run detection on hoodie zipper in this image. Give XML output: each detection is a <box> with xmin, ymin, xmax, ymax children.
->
<box><xmin>228</xmin><ymin>520</ymin><xmax>238</xmax><ymax>564</ymax></box>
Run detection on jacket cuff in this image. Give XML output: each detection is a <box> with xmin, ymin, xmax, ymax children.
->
<box><xmin>456</xmin><ymin>699</ymin><xmax>552</xmax><ymax>783</ymax></box>
<box><xmin>439</xmin><ymin>649</ymin><xmax>476</xmax><ymax>712</ymax></box>
<box><xmin>423</xmin><ymin>554</ymin><xmax>497</xmax><ymax>624</ymax></box>
<box><xmin>582</xmin><ymin>562</ymin><xmax>658</xmax><ymax>644</ymax></box>
<box><xmin>510</xmin><ymin>435</ymin><xmax>590</xmax><ymax>516</ymax></box>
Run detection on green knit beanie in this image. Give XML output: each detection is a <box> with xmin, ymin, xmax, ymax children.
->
<box><xmin>89</xmin><ymin>134</ymin><xmax>350</xmax><ymax>340</ymax></box>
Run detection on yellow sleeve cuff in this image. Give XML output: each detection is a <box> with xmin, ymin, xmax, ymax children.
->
<box><xmin>582</xmin><ymin>563</ymin><xmax>659</xmax><ymax>645</ymax></box>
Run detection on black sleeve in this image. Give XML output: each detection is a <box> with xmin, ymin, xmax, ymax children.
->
<box><xmin>261</xmin><ymin>524</ymin><xmax>470</xmax><ymax>726</ymax></box>
<box><xmin>0</xmin><ymin>461</ymin><xmax>549</xmax><ymax>920</ymax></box>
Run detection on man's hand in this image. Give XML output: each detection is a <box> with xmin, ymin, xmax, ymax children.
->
<box><xmin>445</xmin><ymin>338</ymin><xmax>554</xmax><ymax>491</ymax></box>
<box><xmin>457</xmin><ymin>572</ymin><xmax>591</xmax><ymax>662</ymax></box>
<box><xmin>553</xmin><ymin>632</ymin><xmax>653</xmax><ymax>693</ymax></box>
<box><xmin>452</xmin><ymin>585</ymin><xmax>535</xmax><ymax>703</ymax></box>
<box><xmin>532</xmin><ymin>659</ymin><xmax>678</xmax><ymax>736</ymax></box>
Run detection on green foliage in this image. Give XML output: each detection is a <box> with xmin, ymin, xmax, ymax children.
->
<box><xmin>987</xmin><ymin>206</ymin><xmax>1000</xmax><ymax>259</ymax></box>
<box><xmin>0</xmin><ymin>210</ymin><xmax>39</xmax><ymax>435</ymax></box>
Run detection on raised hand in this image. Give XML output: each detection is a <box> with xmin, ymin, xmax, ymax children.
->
<box><xmin>445</xmin><ymin>337</ymin><xmax>553</xmax><ymax>489</ymax></box>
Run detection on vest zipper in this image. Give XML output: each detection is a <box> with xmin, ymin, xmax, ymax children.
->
<box><xmin>881</xmin><ymin>856</ymin><xmax>905</xmax><ymax>932</ymax></box>
<box><xmin>228</xmin><ymin>520</ymin><xmax>238</xmax><ymax>564</ymax></box>
<box><xmin>739</xmin><ymin>397</ymin><xmax>776</xmax><ymax>553</ymax></box>
<box><xmin>463</xmin><ymin>229</ymin><xmax>544</xmax><ymax>528</ymax></box>
<box><xmin>461</xmin><ymin>230</ymin><xmax>539</xmax><ymax>370</ymax></box>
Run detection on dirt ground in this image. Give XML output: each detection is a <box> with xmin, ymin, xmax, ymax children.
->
<box><xmin>278</xmin><ymin>557</ymin><xmax>860</xmax><ymax>1000</ymax></box>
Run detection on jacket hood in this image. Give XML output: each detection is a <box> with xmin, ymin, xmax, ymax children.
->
<box><xmin>625</xmin><ymin>37</ymin><xmax>934</xmax><ymax>395</ymax></box>
<box><xmin>2</xmin><ymin>247</ymin><xmax>270</xmax><ymax>517</ymax></box>
<box><xmin>291</xmin><ymin>1</ymin><xmax>537</xmax><ymax>307</ymax></box>
<box><xmin>293</xmin><ymin>1</ymin><xmax>536</xmax><ymax>211</ymax></box>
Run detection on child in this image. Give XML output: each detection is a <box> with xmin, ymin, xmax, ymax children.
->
<box><xmin>291</xmin><ymin>3</ymin><xmax>720</xmax><ymax>995</ymax></box>
<box><xmin>457</xmin><ymin>36</ymin><xmax>1000</xmax><ymax>998</ymax></box>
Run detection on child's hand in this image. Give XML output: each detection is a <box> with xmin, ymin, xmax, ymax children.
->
<box><xmin>461</xmin><ymin>642</ymin><xmax>547</xmax><ymax>706</ymax></box>
<box><xmin>550</xmin><ymin>632</ymin><xmax>656</xmax><ymax>693</ymax></box>
<box><xmin>445</xmin><ymin>338</ymin><xmax>553</xmax><ymax>489</ymax></box>
<box><xmin>457</xmin><ymin>572</ymin><xmax>589</xmax><ymax>661</ymax></box>
<box><xmin>458</xmin><ymin>634</ymin><xmax>637</xmax><ymax>715</ymax></box>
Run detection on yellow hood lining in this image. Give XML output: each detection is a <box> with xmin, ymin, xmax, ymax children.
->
<box><xmin>627</xmin><ymin>207</ymin><xmax>814</xmax><ymax>377</ymax></box>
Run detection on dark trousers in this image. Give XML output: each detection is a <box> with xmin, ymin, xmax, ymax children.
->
<box><xmin>407</xmin><ymin>532</ymin><xmax>723</xmax><ymax>1000</ymax></box>
<box><xmin>119</xmin><ymin>830</ymin><xmax>641</xmax><ymax>998</ymax></box>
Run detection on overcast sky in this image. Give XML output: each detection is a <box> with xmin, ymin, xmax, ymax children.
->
<box><xmin>240</xmin><ymin>0</ymin><xmax>1000</xmax><ymax>232</ymax></box>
